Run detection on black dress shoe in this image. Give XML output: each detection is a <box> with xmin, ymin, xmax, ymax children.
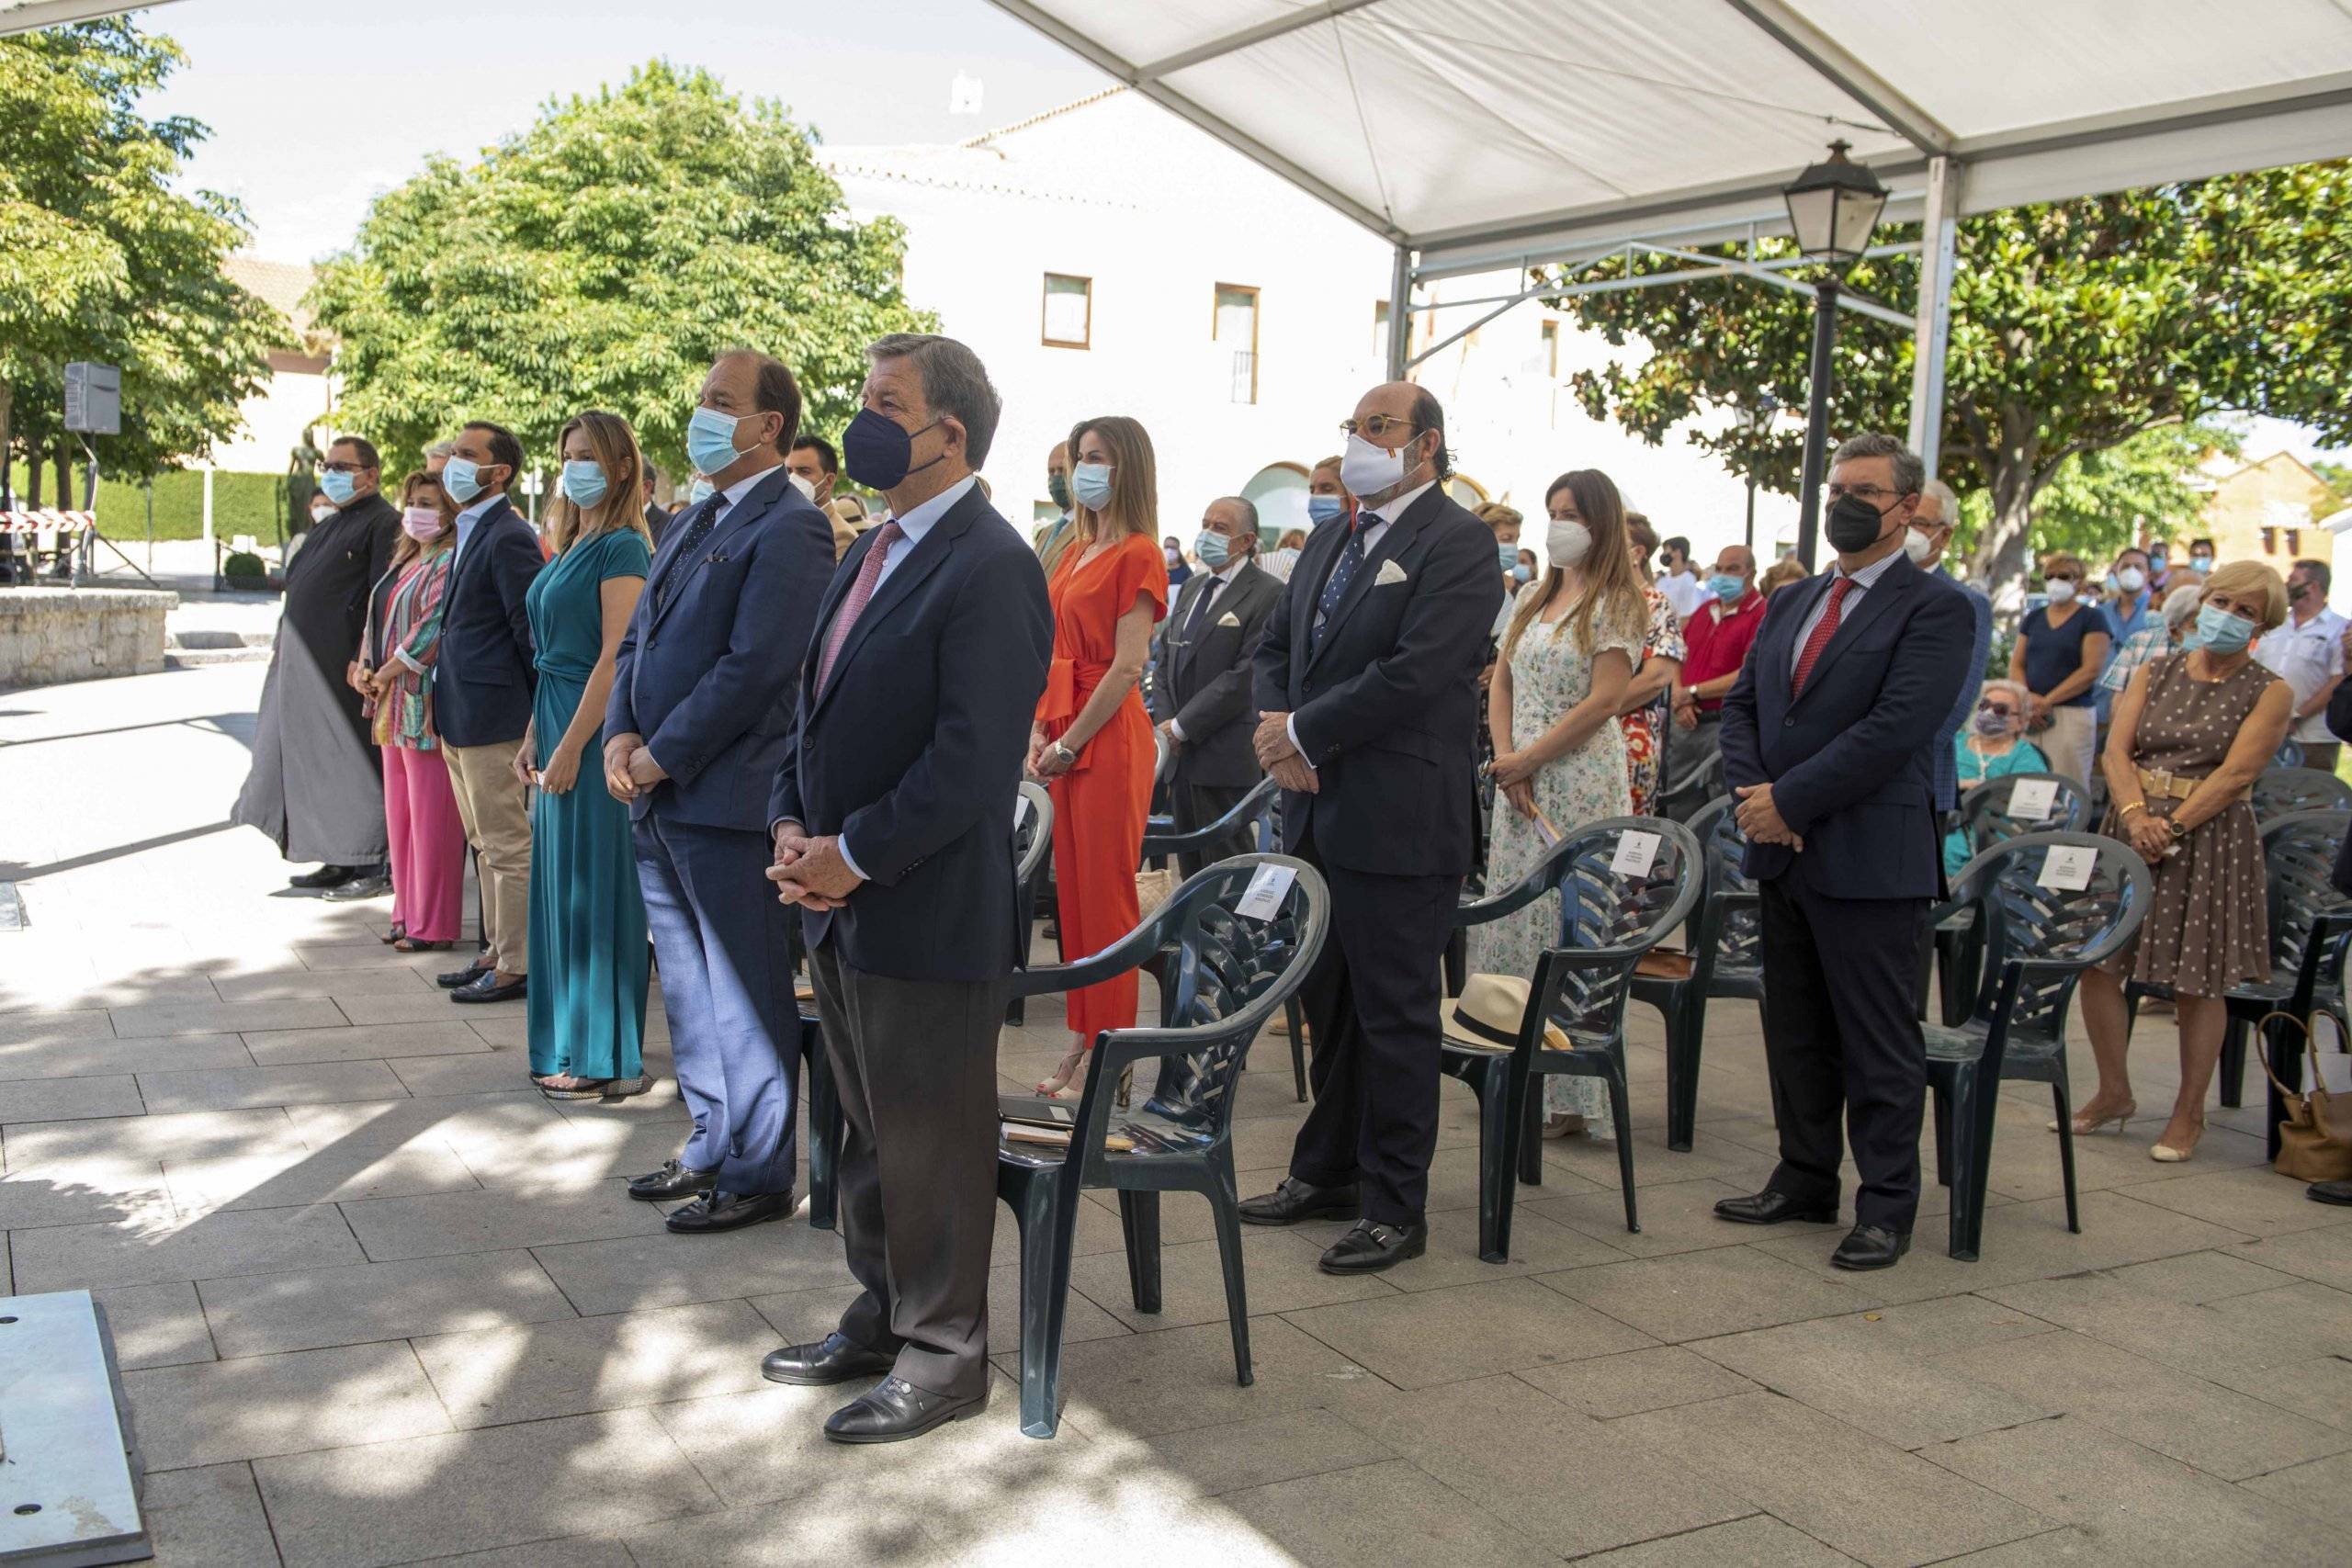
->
<box><xmin>1830</xmin><ymin>1224</ymin><xmax>1911</xmax><ymax>1271</ymax></box>
<box><xmin>1317</xmin><ymin>1217</ymin><xmax>1427</xmax><ymax>1274</ymax></box>
<box><xmin>763</xmin><ymin>1332</ymin><xmax>899</xmax><ymax>1387</ymax></box>
<box><xmin>450</xmin><ymin>971</ymin><xmax>526</xmax><ymax>1004</ymax></box>
<box><xmin>627</xmin><ymin>1159</ymin><xmax>719</xmax><ymax>1201</ymax></box>
<box><xmin>288</xmin><ymin>864</ymin><xmax>356</xmax><ymax>889</ymax></box>
<box><xmin>664</xmin><ymin>1189</ymin><xmax>791</xmax><ymax>1233</ymax></box>
<box><xmin>322</xmin><ymin>872</ymin><xmax>393</xmax><ymax>902</ymax></box>
<box><xmin>1237</xmin><ymin>1177</ymin><xmax>1362</xmax><ymax>1226</ymax></box>
<box><xmin>1713</xmin><ymin>1189</ymin><xmax>1838</xmax><ymax>1226</ymax></box>
<box><xmin>435</xmin><ymin>959</ymin><xmax>492</xmax><ymax>989</ymax></box>
<box><xmin>2307</xmin><ymin>1179</ymin><xmax>2352</xmax><ymax>1205</ymax></box>
<box><xmin>823</xmin><ymin>1375</ymin><xmax>985</xmax><ymax>1444</ymax></box>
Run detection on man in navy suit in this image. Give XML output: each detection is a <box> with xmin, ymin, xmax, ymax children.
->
<box><xmin>1715</xmin><ymin>432</ymin><xmax>1974</xmax><ymax>1271</ymax></box>
<box><xmin>760</xmin><ymin>333</ymin><xmax>1052</xmax><ymax>1444</ymax></box>
<box><xmin>1235</xmin><ymin>381</ymin><xmax>1503</xmax><ymax>1274</ymax></box>
<box><xmin>605</xmin><ymin>350</ymin><xmax>836</xmax><ymax>1235</ymax></box>
<box><xmin>434</xmin><ymin>422</ymin><xmax>544</xmax><ymax>1005</ymax></box>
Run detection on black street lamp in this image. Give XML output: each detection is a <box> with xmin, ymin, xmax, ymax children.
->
<box><xmin>1782</xmin><ymin>140</ymin><xmax>1889</xmax><ymax>569</ymax></box>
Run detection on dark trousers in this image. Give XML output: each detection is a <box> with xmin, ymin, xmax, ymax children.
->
<box><xmin>1758</xmin><ymin>874</ymin><xmax>1930</xmax><ymax>1232</ymax></box>
<box><xmin>634</xmin><ymin>817</ymin><xmax>795</xmax><ymax>1195</ymax></box>
<box><xmin>807</xmin><ymin>941</ymin><xmax>1008</xmax><ymax>1399</ymax></box>
<box><xmin>2301</xmin><ymin>740</ymin><xmax>2340</xmax><ymax>777</ymax></box>
<box><xmin>1285</xmin><ymin>824</ymin><xmax>1461</xmax><ymax>1226</ymax></box>
<box><xmin>1172</xmin><ymin>781</ymin><xmax>1252</xmax><ymax>880</ymax></box>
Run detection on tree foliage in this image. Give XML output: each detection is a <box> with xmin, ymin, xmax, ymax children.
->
<box><xmin>311</xmin><ymin>62</ymin><xmax>933</xmax><ymax>483</ymax></box>
<box><xmin>1948</xmin><ymin>419</ymin><xmax>2242</xmax><ymax>567</ymax></box>
<box><xmin>0</xmin><ymin>18</ymin><xmax>284</xmax><ymax>494</ymax></box>
<box><xmin>1539</xmin><ymin>162</ymin><xmax>2352</xmax><ymax>592</ymax></box>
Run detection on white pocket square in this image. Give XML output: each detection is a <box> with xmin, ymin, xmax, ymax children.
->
<box><xmin>1216</xmin><ymin>611</ymin><xmax>1241</xmax><ymax>627</ymax></box>
<box><xmin>1374</xmin><ymin>560</ymin><xmax>1409</xmax><ymax>586</ymax></box>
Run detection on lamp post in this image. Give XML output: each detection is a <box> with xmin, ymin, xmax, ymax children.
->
<box><xmin>1782</xmin><ymin>141</ymin><xmax>1888</xmax><ymax>569</ymax></box>
<box><xmin>1742</xmin><ymin>392</ymin><xmax>1777</xmax><ymax>556</ymax></box>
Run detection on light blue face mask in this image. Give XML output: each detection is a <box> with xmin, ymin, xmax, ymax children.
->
<box><xmin>1194</xmin><ymin>529</ymin><xmax>1230</xmax><ymax>570</ymax></box>
<box><xmin>319</xmin><ymin>468</ymin><xmax>356</xmax><ymax>506</ymax></box>
<box><xmin>1708</xmin><ymin>572</ymin><xmax>1747</xmax><ymax>602</ymax></box>
<box><xmin>560</xmin><ymin>459</ymin><xmax>608</xmax><ymax>510</ymax></box>
<box><xmin>1510</xmin><ymin>563</ymin><xmax>1532</xmax><ymax>583</ymax></box>
<box><xmin>2194</xmin><ymin>603</ymin><xmax>2256</xmax><ymax>653</ymax></box>
<box><xmin>1071</xmin><ymin>462</ymin><xmax>1114</xmax><ymax>513</ymax></box>
<box><xmin>1497</xmin><ymin>541</ymin><xmax>1517</xmax><ymax>570</ymax></box>
<box><xmin>687</xmin><ymin>478</ymin><xmax>715</xmax><ymax>506</ymax></box>
<box><xmin>686</xmin><ymin>405</ymin><xmax>751</xmax><ymax>477</ymax></box>
<box><xmin>442</xmin><ymin>457</ymin><xmax>486</xmax><ymax>504</ymax></box>
<box><xmin>1306</xmin><ymin>494</ymin><xmax>1344</xmax><ymax>526</ymax></box>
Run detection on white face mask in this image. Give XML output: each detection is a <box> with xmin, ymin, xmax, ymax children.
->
<box><xmin>2045</xmin><ymin>579</ymin><xmax>2077</xmax><ymax>605</ymax></box>
<box><xmin>787</xmin><ymin>472</ymin><xmax>817</xmax><ymax>503</ymax></box>
<box><xmin>1546</xmin><ymin>518</ymin><xmax>1592</xmax><ymax>569</ymax></box>
<box><xmin>2116</xmin><ymin>566</ymin><xmax>2146</xmax><ymax>592</ymax></box>
<box><xmin>1338</xmin><ymin>432</ymin><xmax>1408</xmax><ymax>499</ymax></box>
<box><xmin>1903</xmin><ymin>527</ymin><xmax>1934</xmax><ymax>566</ymax></box>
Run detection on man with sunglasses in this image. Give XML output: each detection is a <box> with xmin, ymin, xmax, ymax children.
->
<box><xmin>233</xmin><ymin>435</ymin><xmax>402</xmax><ymax>897</ymax></box>
<box><xmin>1237</xmin><ymin>382</ymin><xmax>1503</xmax><ymax>1274</ymax></box>
<box><xmin>1715</xmin><ymin>432</ymin><xmax>1974</xmax><ymax>1272</ymax></box>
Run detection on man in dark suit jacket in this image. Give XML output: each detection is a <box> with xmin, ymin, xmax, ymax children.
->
<box><xmin>433</xmin><ymin>421</ymin><xmax>544</xmax><ymax>1005</ymax></box>
<box><xmin>1150</xmin><ymin>493</ymin><xmax>1283</xmax><ymax>876</ymax></box>
<box><xmin>761</xmin><ymin>333</ymin><xmax>1052</xmax><ymax>1444</ymax></box>
<box><xmin>640</xmin><ymin>470</ymin><xmax>673</xmax><ymax>547</ymax></box>
<box><xmin>1715</xmin><ymin>432</ymin><xmax>1975</xmax><ymax>1271</ymax></box>
<box><xmin>604</xmin><ymin>350</ymin><xmax>837</xmax><ymax>1235</ymax></box>
<box><xmin>1237</xmin><ymin>381</ymin><xmax>1504</xmax><ymax>1274</ymax></box>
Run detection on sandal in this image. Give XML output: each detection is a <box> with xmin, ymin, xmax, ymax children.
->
<box><xmin>392</xmin><ymin>936</ymin><xmax>451</xmax><ymax>953</ymax></box>
<box><xmin>1035</xmin><ymin>1045</ymin><xmax>1087</xmax><ymax>1099</ymax></box>
<box><xmin>379</xmin><ymin>924</ymin><xmax>406</xmax><ymax>945</ymax></box>
<box><xmin>537</xmin><ymin>1074</ymin><xmax>651</xmax><ymax>1101</ymax></box>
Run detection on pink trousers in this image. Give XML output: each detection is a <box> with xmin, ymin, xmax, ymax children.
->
<box><xmin>384</xmin><ymin>744</ymin><xmax>468</xmax><ymax>942</ymax></box>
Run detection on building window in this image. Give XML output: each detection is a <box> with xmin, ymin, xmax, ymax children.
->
<box><xmin>2287</xmin><ymin>527</ymin><xmax>2302</xmax><ymax>555</ymax></box>
<box><xmin>1216</xmin><ymin>284</ymin><xmax>1259</xmax><ymax>404</ymax></box>
<box><xmin>1042</xmin><ymin>273</ymin><xmax>1091</xmax><ymax>349</ymax></box>
<box><xmin>2261</xmin><ymin>526</ymin><xmax>2278</xmax><ymax>555</ymax></box>
<box><xmin>1541</xmin><ymin>320</ymin><xmax>1559</xmax><ymax>378</ymax></box>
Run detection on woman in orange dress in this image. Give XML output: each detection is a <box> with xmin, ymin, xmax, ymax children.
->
<box><xmin>1028</xmin><ymin>414</ymin><xmax>1170</xmax><ymax>1096</ymax></box>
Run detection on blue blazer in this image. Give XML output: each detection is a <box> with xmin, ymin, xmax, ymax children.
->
<box><xmin>1251</xmin><ymin>484</ymin><xmax>1502</xmax><ymax>878</ymax></box>
<box><xmin>435</xmin><ymin>496</ymin><xmax>544</xmax><ymax>750</ymax></box>
<box><xmin>767</xmin><ymin>484</ymin><xmax>1053</xmax><ymax>984</ymax></box>
<box><xmin>607</xmin><ymin>466</ymin><xmax>836</xmax><ymax>833</ymax></box>
<box><xmin>1720</xmin><ymin>551</ymin><xmax>1975</xmax><ymax>900</ymax></box>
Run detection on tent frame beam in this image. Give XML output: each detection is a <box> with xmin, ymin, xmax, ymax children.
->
<box><xmin>1718</xmin><ymin>0</ymin><xmax>1952</xmax><ymax>155</ymax></box>
<box><xmin>1906</xmin><ymin>156</ymin><xmax>1962</xmax><ymax>478</ymax></box>
<box><xmin>1133</xmin><ymin>1</ymin><xmax>1389</xmax><ymax>84</ymax></box>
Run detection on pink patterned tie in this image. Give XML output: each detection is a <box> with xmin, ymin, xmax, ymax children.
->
<box><xmin>815</xmin><ymin>521</ymin><xmax>903</xmax><ymax>694</ymax></box>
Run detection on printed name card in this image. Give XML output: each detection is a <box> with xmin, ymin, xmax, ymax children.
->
<box><xmin>2008</xmin><ymin>779</ymin><xmax>2058</xmax><ymax>822</ymax></box>
<box><xmin>1611</xmin><ymin>830</ymin><xmax>1662</xmax><ymax>878</ymax></box>
<box><xmin>1237</xmin><ymin>863</ymin><xmax>1298</xmax><ymax>921</ymax></box>
<box><xmin>2038</xmin><ymin>845</ymin><xmax>2096</xmax><ymax>891</ymax></box>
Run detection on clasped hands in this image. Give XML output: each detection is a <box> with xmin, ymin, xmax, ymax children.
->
<box><xmin>601</xmin><ymin>731</ymin><xmax>670</xmax><ymax>802</ymax></box>
<box><xmin>1734</xmin><ymin>783</ymin><xmax>1804</xmax><ymax>852</ymax></box>
<box><xmin>765</xmin><ymin>820</ymin><xmax>864</xmax><ymax>911</ymax></box>
<box><xmin>1253</xmin><ymin>710</ymin><xmax>1318</xmax><ymax>794</ymax></box>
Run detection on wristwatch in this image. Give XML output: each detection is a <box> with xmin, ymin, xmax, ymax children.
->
<box><xmin>1049</xmin><ymin>741</ymin><xmax>1077</xmax><ymax>768</ymax></box>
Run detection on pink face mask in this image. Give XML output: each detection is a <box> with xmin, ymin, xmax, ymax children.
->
<box><xmin>401</xmin><ymin>506</ymin><xmax>446</xmax><ymax>540</ymax></box>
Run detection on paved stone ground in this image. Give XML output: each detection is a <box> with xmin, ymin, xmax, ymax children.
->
<box><xmin>4</xmin><ymin>662</ymin><xmax>2348</xmax><ymax>1567</ymax></box>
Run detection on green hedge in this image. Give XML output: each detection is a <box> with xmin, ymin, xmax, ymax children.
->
<box><xmin>38</xmin><ymin>467</ymin><xmax>315</xmax><ymax>544</ymax></box>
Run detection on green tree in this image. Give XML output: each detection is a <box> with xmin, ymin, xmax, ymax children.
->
<box><xmin>1541</xmin><ymin>162</ymin><xmax>2352</xmax><ymax>596</ymax></box>
<box><xmin>311</xmin><ymin>62</ymin><xmax>933</xmax><ymax>484</ymax></box>
<box><xmin>0</xmin><ymin>18</ymin><xmax>283</xmax><ymax>502</ymax></box>
<box><xmin>1947</xmin><ymin>419</ymin><xmax>2242</xmax><ymax>568</ymax></box>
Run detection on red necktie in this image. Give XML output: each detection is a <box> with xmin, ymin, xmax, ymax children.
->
<box><xmin>1791</xmin><ymin>575</ymin><xmax>1853</xmax><ymax>696</ymax></box>
<box><xmin>814</xmin><ymin>521</ymin><xmax>904</xmax><ymax>694</ymax></box>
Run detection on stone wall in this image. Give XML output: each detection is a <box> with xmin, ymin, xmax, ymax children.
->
<box><xmin>0</xmin><ymin>588</ymin><xmax>179</xmax><ymax>688</ymax></box>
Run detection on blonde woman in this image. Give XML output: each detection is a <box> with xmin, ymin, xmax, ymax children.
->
<box><xmin>2074</xmin><ymin>561</ymin><xmax>2293</xmax><ymax>1160</ymax></box>
<box><xmin>519</xmin><ymin>411</ymin><xmax>653</xmax><ymax>1097</ymax></box>
<box><xmin>1028</xmin><ymin>414</ymin><xmax>1170</xmax><ymax>1095</ymax></box>
<box><xmin>1476</xmin><ymin>468</ymin><xmax>1650</xmax><ymax>1136</ymax></box>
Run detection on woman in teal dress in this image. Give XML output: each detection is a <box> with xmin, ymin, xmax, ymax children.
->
<box><xmin>520</xmin><ymin>411</ymin><xmax>654</xmax><ymax>1098</ymax></box>
<box><xmin>1943</xmin><ymin>677</ymin><xmax>2052</xmax><ymax>875</ymax></box>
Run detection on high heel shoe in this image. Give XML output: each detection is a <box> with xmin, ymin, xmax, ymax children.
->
<box><xmin>2050</xmin><ymin>1100</ymin><xmax>2135</xmax><ymax>1134</ymax></box>
<box><xmin>1035</xmin><ymin>1046</ymin><xmax>1086</xmax><ymax>1099</ymax></box>
<box><xmin>2151</xmin><ymin>1121</ymin><xmax>2204</xmax><ymax>1162</ymax></box>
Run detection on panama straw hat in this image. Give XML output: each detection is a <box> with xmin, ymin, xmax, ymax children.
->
<box><xmin>1439</xmin><ymin>974</ymin><xmax>1571</xmax><ymax>1053</ymax></box>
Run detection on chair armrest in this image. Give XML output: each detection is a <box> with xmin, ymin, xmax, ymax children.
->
<box><xmin>1012</xmin><ymin>920</ymin><xmax>1174</xmax><ymax>998</ymax></box>
<box><xmin>1139</xmin><ymin>777</ymin><xmax>1277</xmax><ymax>857</ymax></box>
<box><xmin>1455</xmin><ymin>855</ymin><xmax>1564</xmax><ymax>929</ymax></box>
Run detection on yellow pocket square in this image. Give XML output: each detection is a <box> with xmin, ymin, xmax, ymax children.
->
<box><xmin>1216</xmin><ymin>611</ymin><xmax>1241</xmax><ymax>627</ymax></box>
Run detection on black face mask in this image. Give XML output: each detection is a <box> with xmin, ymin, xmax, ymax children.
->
<box><xmin>1826</xmin><ymin>493</ymin><xmax>1894</xmax><ymax>554</ymax></box>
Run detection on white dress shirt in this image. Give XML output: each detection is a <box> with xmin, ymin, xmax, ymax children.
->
<box><xmin>1167</xmin><ymin>554</ymin><xmax>1250</xmax><ymax>741</ymax></box>
<box><xmin>2256</xmin><ymin>604</ymin><xmax>2347</xmax><ymax>740</ymax></box>
<box><xmin>1289</xmin><ymin>479</ymin><xmax>1437</xmax><ymax>768</ymax></box>
<box><xmin>450</xmin><ymin>493</ymin><xmax>500</xmax><ymax>567</ymax></box>
<box><xmin>1657</xmin><ymin>570</ymin><xmax>1709</xmax><ymax>621</ymax></box>
<box><xmin>1789</xmin><ymin>546</ymin><xmax>1903</xmax><ymax>677</ymax></box>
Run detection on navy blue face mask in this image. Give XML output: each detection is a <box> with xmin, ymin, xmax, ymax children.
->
<box><xmin>842</xmin><ymin>408</ymin><xmax>943</xmax><ymax>491</ymax></box>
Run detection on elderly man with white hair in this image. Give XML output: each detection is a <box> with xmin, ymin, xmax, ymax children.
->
<box><xmin>1905</xmin><ymin>477</ymin><xmax>1993</xmax><ymax>821</ymax></box>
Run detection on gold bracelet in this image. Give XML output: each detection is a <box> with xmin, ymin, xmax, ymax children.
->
<box><xmin>2118</xmin><ymin>800</ymin><xmax>2147</xmax><ymax>820</ymax></box>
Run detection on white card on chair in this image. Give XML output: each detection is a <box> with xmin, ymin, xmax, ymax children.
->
<box><xmin>2037</xmin><ymin>845</ymin><xmax>2095</xmax><ymax>891</ymax></box>
<box><xmin>1611</xmin><ymin>830</ymin><xmax>1661</xmax><ymax>878</ymax></box>
<box><xmin>2008</xmin><ymin>779</ymin><xmax>2058</xmax><ymax>822</ymax></box>
<box><xmin>1237</xmin><ymin>863</ymin><xmax>1297</xmax><ymax>921</ymax></box>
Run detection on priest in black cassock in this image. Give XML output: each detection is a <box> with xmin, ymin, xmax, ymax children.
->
<box><xmin>232</xmin><ymin>435</ymin><xmax>402</xmax><ymax>894</ymax></box>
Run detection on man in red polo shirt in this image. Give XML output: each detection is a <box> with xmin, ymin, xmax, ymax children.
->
<box><xmin>1664</xmin><ymin>545</ymin><xmax>1765</xmax><ymax>818</ymax></box>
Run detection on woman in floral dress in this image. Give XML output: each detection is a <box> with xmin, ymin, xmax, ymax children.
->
<box><xmin>1476</xmin><ymin>469</ymin><xmax>1651</xmax><ymax>1135</ymax></box>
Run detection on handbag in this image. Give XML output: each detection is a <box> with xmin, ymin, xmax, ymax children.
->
<box><xmin>1136</xmin><ymin>865</ymin><xmax>1177</xmax><ymax>920</ymax></box>
<box><xmin>2255</xmin><ymin>1010</ymin><xmax>2352</xmax><ymax>1181</ymax></box>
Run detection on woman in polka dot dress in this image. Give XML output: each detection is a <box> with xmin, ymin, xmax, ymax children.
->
<box><xmin>2073</xmin><ymin>561</ymin><xmax>2293</xmax><ymax>1162</ymax></box>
